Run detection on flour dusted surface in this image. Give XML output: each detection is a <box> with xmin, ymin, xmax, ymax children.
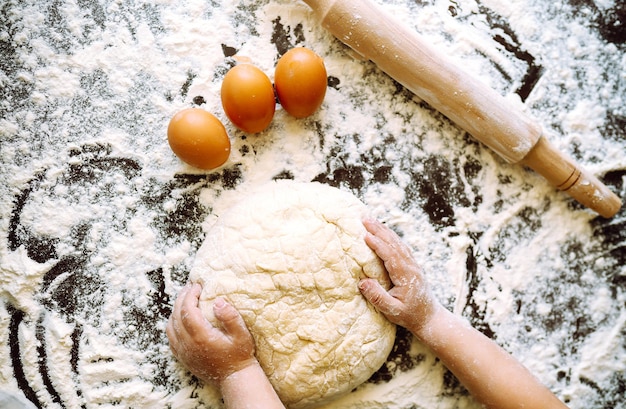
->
<box><xmin>190</xmin><ymin>181</ymin><xmax>396</xmax><ymax>409</ymax></box>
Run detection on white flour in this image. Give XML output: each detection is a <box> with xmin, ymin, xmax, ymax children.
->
<box><xmin>0</xmin><ymin>0</ymin><xmax>624</xmax><ymax>408</ymax></box>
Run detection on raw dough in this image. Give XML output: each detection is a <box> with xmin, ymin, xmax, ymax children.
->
<box><xmin>190</xmin><ymin>180</ymin><xmax>396</xmax><ymax>409</ymax></box>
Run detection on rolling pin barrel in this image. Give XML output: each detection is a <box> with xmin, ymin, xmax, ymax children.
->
<box><xmin>302</xmin><ymin>0</ymin><xmax>622</xmax><ymax>218</ymax></box>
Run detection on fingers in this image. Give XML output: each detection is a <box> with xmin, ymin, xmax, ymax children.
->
<box><xmin>171</xmin><ymin>283</ymin><xmax>192</xmax><ymax>322</ymax></box>
<box><xmin>364</xmin><ymin>230</ymin><xmax>397</xmax><ymax>263</ymax></box>
<box><xmin>168</xmin><ymin>283</ymin><xmax>210</xmax><ymax>341</ymax></box>
<box><xmin>167</xmin><ymin>284</ymin><xmax>195</xmax><ymax>357</ymax></box>
<box><xmin>363</xmin><ymin>218</ymin><xmax>398</xmax><ymax>245</ymax></box>
<box><xmin>363</xmin><ymin>218</ymin><xmax>417</xmax><ymax>285</ymax></box>
<box><xmin>166</xmin><ymin>317</ymin><xmax>178</xmax><ymax>356</ymax></box>
<box><xmin>213</xmin><ymin>297</ymin><xmax>252</xmax><ymax>342</ymax></box>
<box><xmin>359</xmin><ymin>278</ymin><xmax>402</xmax><ymax>318</ymax></box>
<box><xmin>363</xmin><ymin>218</ymin><xmax>413</xmax><ymax>259</ymax></box>
<box><xmin>170</xmin><ymin>283</ymin><xmax>250</xmax><ymax>339</ymax></box>
<box><xmin>179</xmin><ymin>283</ymin><xmax>207</xmax><ymax>336</ymax></box>
<box><xmin>167</xmin><ymin>283</ymin><xmax>192</xmax><ymax>338</ymax></box>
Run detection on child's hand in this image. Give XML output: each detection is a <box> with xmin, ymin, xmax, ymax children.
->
<box><xmin>358</xmin><ymin>218</ymin><xmax>440</xmax><ymax>335</ymax></box>
<box><xmin>359</xmin><ymin>219</ymin><xmax>569</xmax><ymax>409</ymax></box>
<box><xmin>166</xmin><ymin>283</ymin><xmax>257</xmax><ymax>386</ymax></box>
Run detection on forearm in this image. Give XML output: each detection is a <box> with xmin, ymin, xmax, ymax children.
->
<box><xmin>219</xmin><ymin>361</ymin><xmax>286</xmax><ymax>409</ymax></box>
<box><xmin>413</xmin><ymin>306</ymin><xmax>568</xmax><ymax>409</ymax></box>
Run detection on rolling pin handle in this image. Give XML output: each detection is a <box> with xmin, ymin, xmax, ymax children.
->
<box><xmin>520</xmin><ymin>136</ymin><xmax>622</xmax><ymax>218</ymax></box>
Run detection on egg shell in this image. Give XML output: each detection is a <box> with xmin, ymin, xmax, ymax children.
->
<box><xmin>275</xmin><ymin>47</ymin><xmax>327</xmax><ymax>119</ymax></box>
<box><xmin>167</xmin><ymin>108</ymin><xmax>231</xmax><ymax>170</ymax></box>
<box><xmin>221</xmin><ymin>64</ymin><xmax>276</xmax><ymax>133</ymax></box>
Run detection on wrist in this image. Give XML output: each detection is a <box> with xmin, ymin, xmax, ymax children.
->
<box><xmin>219</xmin><ymin>359</ymin><xmax>285</xmax><ymax>409</ymax></box>
<box><xmin>410</xmin><ymin>303</ymin><xmax>450</xmax><ymax>342</ymax></box>
<box><xmin>217</xmin><ymin>358</ymin><xmax>261</xmax><ymax>390</ymax></box>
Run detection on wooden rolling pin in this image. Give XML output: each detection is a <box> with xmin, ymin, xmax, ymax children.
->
<box><xmin>301</xmin><ymin>0</ymin><xmax>622</xmax><ymax>218</ymax></box>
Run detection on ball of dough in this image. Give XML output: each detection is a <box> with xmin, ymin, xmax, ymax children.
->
<box><xmin>189</xmin><ymin>180</ymin><xmax>396</xmax><ymax>409</ymax></box>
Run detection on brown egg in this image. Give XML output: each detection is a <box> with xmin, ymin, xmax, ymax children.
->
<box><xmin>275</xmin><ymin>47</ymin><xmax>327</xmax><ymax>118</ymax></box>
<box><xmin>167</xmin><ymin>108</ymin><xmax>230</xmax><ymax>170</ymax></box>
<box><xmin>221</xmin><ymin>64</ymin><xmax>276</xmax><ymax>133</ymax></box>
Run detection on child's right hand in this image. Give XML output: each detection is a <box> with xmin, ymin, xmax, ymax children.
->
<box><xmin>166</xmin><ymin>283</ymin><xmax>257</xmax><ymax>386</ymax></box>
<box><xmin>358</xmin><ymin>218</ymin><xmax>441</xmax><ymax>336</ymax></box>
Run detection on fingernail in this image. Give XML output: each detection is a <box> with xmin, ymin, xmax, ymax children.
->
<box><xmin>214</xmin><ymin>298</ymin><xmax>226</xmax><ymax>308</ymax></box>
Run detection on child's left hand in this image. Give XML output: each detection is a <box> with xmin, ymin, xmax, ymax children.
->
<box><xmin>166</xmin><ymin>283</ymin><xmax>257</xmax><ymax>386</ymax></box>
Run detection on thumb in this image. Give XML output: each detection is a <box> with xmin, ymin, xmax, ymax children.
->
<box><xmin>359</xmin><ymin>278</ymin><xmax>401</xmax><ymax>317</ymax></box>
<box><xmin>213</xmin><ymin>298</ymin><xmax>251</xmax><ymax>339</ymax></box>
